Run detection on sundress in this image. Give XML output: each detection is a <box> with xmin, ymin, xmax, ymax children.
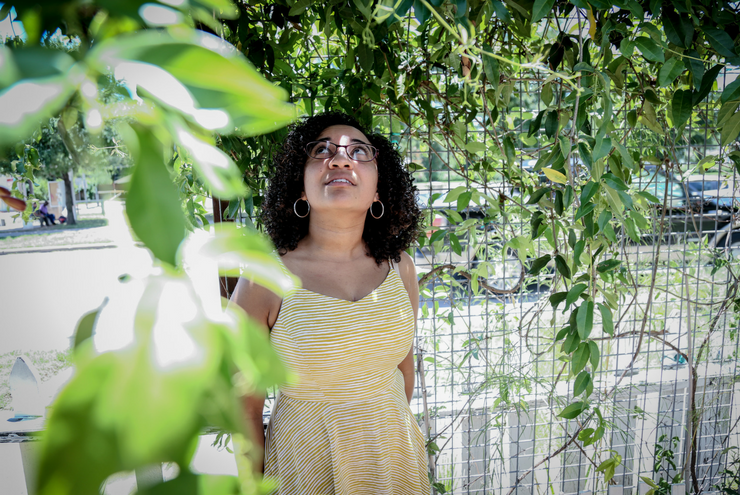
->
<box><xmin>264</xmin><ymin>259</ymin><xmax>431</xmax><ymax>494</ymax></box>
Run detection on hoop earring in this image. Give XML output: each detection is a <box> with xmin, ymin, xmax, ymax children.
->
<box><xmin>294</xmin><ymin>198</ymin><xmax>310</xmax><ymax>218</ymax></box>
<box><xmin>370</xmin><ymin>200</ymin><xmax>384</xmax><ymax>220</ymax></box>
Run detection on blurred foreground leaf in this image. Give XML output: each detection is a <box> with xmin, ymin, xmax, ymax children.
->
<box><xmin>126</xmin><ymin>128</ymin><xmax>187</xmax><ymax>267</ymax></box>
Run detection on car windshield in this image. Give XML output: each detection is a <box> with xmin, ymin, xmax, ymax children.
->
<box><xmin>638</xmin><ymin>170</ymin><xmax>685</xmax><ymax>200</ymax></box>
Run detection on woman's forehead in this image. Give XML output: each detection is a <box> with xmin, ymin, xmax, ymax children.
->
<box><xmin>315</xmin><ymin>125</ymin><xmax>369</xmax><ymax>143</ymax></box>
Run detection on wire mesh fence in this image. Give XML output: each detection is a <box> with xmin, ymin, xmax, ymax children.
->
<box><xmin>219</xmin><ymin>22</ymin><xmax>740</xmax><ymax>495</ymax></box>
<box><xmin>389</xmin><ymin>64</ymin><xmax>740</xmax><ymax>494</ymax></box>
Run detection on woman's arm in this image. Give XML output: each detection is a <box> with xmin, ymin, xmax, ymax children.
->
<box><xmin>396</xmin><ymin>251</ymin><xmax>420</xmax><ymax>403</ymax></box>
<box><xmin>228</xmin><ymin>277</ymin><xmax>282</xmax><ymax>473</ymax></box>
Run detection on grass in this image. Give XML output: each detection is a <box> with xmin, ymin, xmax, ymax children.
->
<box><xmin>0</xmin><ymin>217</ymin><xmax>112</xmax><ymax>250</ymax></box>
<box><xmin>0</xmin><ymin>350</ymin><xmax>72</xmax><ymax>410</ymax></box>
<box><xmin>0</xmin><ymin>217</ymin><xmax>109</xmax><ymax>238</ymax></box>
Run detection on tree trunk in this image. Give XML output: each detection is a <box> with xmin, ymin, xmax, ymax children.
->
<box><xmin>63</xmin><ymin>170</ymin><xmax>76</xmax><ymax>225</ymax></box>
<box><xmin>57</xmin><ymin>116</ymin><xmax>78</xmax><ymax>225</ymax></box>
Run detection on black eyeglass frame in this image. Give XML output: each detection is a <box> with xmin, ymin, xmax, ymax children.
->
<box><xmin>304</xmin><ymin>141</ymin><xmax>379</xmax><ymax>162</ymax></box>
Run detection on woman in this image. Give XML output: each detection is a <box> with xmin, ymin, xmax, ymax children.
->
<box><xmin>230</xmin><ymin>111</ymin><xmax>430</xmax><ymax>494</ymax></box>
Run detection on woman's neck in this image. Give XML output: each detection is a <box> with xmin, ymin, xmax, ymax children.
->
<box><xmin>300</xmin><ymin>214</ymin><xmax>368</xmax><ymax>262</ymax></box>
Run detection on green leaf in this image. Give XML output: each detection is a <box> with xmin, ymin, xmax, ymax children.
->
<box><xmin>289</xmin><ymin>0</ymin><xmax>313</xmax><ymax>16</ymax></box>
<box><xmin>635</xmin><ymin>36</ymin><xmax>665</xmax><ymax>63</ymax></box>
<box><xmin>571</xmin><ymin>342</ymin><xmax>590</xmax><ymax>375</ymax></box>
<box><xmin>575</xmin><ymin>202</ymin><xmax>596</xmax><ymax>222</ymax></box>
<box><xmin>598</xmin><ymin>210</ymin><xmax>612</xmax><ymax>231</ymax></box>
<box><xmin>491</xmin><ymin>0</ymin><xmax>512</xmax><ymax>23</ymax></box>
<box><xmin>531</xmin><ymin>0</ymin><xmax>556</xmax><ymax>23</ymax></box>
<box><xmin>465</xmin><ymin>141</ymin><xmax>486</xmax><ymax>154</ymax></box>
<box><xmin>693</xmin><ymin>64</ymin><xmax>723</xmax><ymax>105</ymax></box>
<box><xmin>450</xmin><ymin>233</ymin><xmax>462</xmax><ymax>256</ymax></box>
<box><xmin>73</xmin><ymin>299</ymin><xmax>108</xmax><ymax>351</ymax></box>
<box><xmin>413</xmin><ymin>0</ymin><xmax>431</xmax><ymax>24</ymax></box>
<box><xmin>703</xmin><ymin>27</ymin><xmax>738</xmax><ymax>59</ymax></box>
<box><xmin>558</xmin><ymin>401</ymin><xmax>587</xmax><ymax>419</ymax></box>
<box><xmin>721</xmin><ymin>78</ymin><xmax>740</xmax><ymax>104</ymax></box>
<box><xmin>671</xmin><ymin>89</ymin><xmax>693</xmax><ymax>128</ymax></box>
<box><xmin>541</xmin><ymin>83</ymin><xmax>553</xmax><ymax>106</ymax></box>
<box><xmin>637</xmin><ymin>190</ymin><xmax>660</xmax><ymax>204</ymax></box>
<box><xmin>580</xmin><ymin>181</ymin><xmax>599</xmax><ymax>204</ymax></box>
<box><xmin>721</xmin><ymin>111</ymin><xmax>740</xmax><ymax>146</ymax></box>
<box><xmin>528</xmin><ymin>254</ymin><xmax>551</xmax><ymax>275</ymax></box>
<box><xmin>544</xmin><ymin>110</ymin><xmax>558</xmax><ymax>138</ymax></box>
<box><xmin>482</xmin><ymin>44</ymin><xmax>500</xmax><ymax>89</ymax></box>
<box><xmin>573</xmin><ymin>239</ymin><xmax>585</xmax><ymax>267</ymax></box>
<box><xmin>528</xmin><ymin>110</ymin><xmax>545</xmax><ymax>137</ymax></box>
<box><xmin>592</xmin><ymin>134</ymin><xmax>612</xmax><ymax>162</ymax></box>
<box><xmin>89</xmin><ymin>31</ymin><xmax>296</xmax><ymax>136</ymax></box>
<box><xmin>526</xmin><ymin>186</ymin><xmax>551</xmax><ymax>204</ymax></box>
<box><xmin>597</xmin><ymin>303</ymin><xmax>614</xmax><ymax>335</ymax></box>
<box><xmin>550</xmin><ymin>291</ymin><xmax>568</xmax><ymax>308</ymax></box>
<box><xmin>175</xmin><ymin>127</ymin><xmax>247</xmax><ymax>199</ymax></box>
<box><xmin>718</xmin><ymin>100</ymin><xmax>740</xmax><ymax>127</ymax></box>
<box><xmin>199</xmin><ymin>223</ymin><xmax>299</xmax><ymax>297</ymax></box>
<box><xmin>358</xmin><ymin>42</ymin><xmax>373</xmax><ymax>72</ymax></box>
<box><xmin>0</xmin><ymin>76</ymin><xmax>76</xmax><ymax>148</ymax></box>
<box><xmin>562</xmin><ymin>331</ymin><xmax>580</xmax><ymax>354</ymax></box>
<box><xmin>629</xmin><ymin>210</ymin><xmax>649</xmax><ymax>229</ymax></box>
<box><xmin>555</xmin><ymin>326</ymin><xmax>571</xmax><ymax>342</ymax></box>
<box><xmin>597</xmin><ymin>455</ymin><xmax>622</xmax><ymax>482</ymax></box>
<box><xmin>566</xmin><ymin>283</ymin><xmax>588</xmax><ymax>308</ymax></box>
<box><xmin>573</xmin><ymin>371</ymin><xmax>591</xmax><ymax>396</ymax></box>
<box><xmin>576</xmin><ymin>301</ymin><xmax>594</xmax><ymax>340</ymax></box>
<box><xmin>623</xmin><ymin>216</ymin><xmax>639</xmax><ymax>242</ymax></box>
<box><xmin>613</xmin><ymin>141</ymin><xmax>635</xmax><ymax>170</ymax></box>
<box><xmin>627</xmin><ymin>109</ymin><xmax>637</xmax><ymax>128</ymax></box>
<box><xmin>126</xmin><ymin>129</ymin><xmax>187</xmax><ymax>266</ymax></box>
<box><xmin>596</xmin><ymin>258</ymin><xmax>621</xmax><ymax>273</ymax></box>
<box><xmin>588</xmin><ymin>340</ymin><xmax>600</xmax><ymax>371</ymax></box>
<box><xmin>0</xmin><ymin>4</ymin><xmax>11</xmax><ymax>22</ymax></box>
<box><xmin>555</xmin><ymin>254</ymin><xmax>571</xmax><ymax>279</ymax></box>
<box><xmin>602</xmin><ymin>173</ymin><xmax>628</xmax><ymax>191</ymax></box>
<box><xmin>658</xmin><ymin>57</ymin><xmax>684</xmax><ymax>87</ymax></box>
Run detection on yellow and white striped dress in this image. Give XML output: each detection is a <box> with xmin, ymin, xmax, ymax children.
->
<box><xmin>264</xmin><ymin>259</ymin><xmax>431</xmax><ymax>494</ymax></box>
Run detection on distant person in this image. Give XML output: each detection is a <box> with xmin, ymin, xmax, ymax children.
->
<box><xmin>35</xmin><ymin>201</ymin><xmax>56</xmax><ymax>226</ymax></box>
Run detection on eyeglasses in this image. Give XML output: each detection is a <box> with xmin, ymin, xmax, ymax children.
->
<box><xmin>305</xmin><ymin>141</ymin><xmax>378</xmax><ymax>162</ymax></box>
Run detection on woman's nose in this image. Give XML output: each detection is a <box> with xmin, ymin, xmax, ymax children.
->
<box><xmin>329</xmin><ymin>148</ymin><xmax>352</xmax><ymax>168</ymax></box>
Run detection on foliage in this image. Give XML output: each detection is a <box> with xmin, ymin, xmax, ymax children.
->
<box><xmin>0</xmin><ymin>1</ymin><xmax>298</xmax><ymax>494</ymax></box>
<box><xmin>3</xmin><ymin>0</ymin><xmax>740</xmax><ymax>493</ymax></box>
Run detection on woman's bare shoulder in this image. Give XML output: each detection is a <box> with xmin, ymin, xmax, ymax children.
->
<box><xmin>229</xmin><ymin>276</ymin><xmax>283</xmax><ymax>329</ymax></box>
<box><xmin>396</xmin><ymin>251</ymin><xmax>419</xmax><ymax>298</ymax></box>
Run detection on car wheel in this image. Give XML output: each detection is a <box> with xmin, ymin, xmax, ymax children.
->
<box><xmin>471</xmin><ymin>244</ymin><xmax>525</xmax><ymax>294</ymax></box>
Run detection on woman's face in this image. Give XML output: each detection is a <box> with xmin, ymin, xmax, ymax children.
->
<box><xmin>301</xmin><ymin>125</ymin><xmax>379</xmax><ymax>215</ymax></box>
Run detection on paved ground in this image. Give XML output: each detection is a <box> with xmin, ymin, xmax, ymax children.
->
<box><xmin>0</xmin><ymin>201</ymin><xmax>154</xmax><ymax>354</ymax></box>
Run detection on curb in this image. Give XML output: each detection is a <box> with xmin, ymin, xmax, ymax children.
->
<box><xmin>0</xmin><ymin>243</ymin><xmax>119</xmax><ymax>256</ymax></box>
<box><xmin>0</xmin><ymin>225</ymin><xmax>107</xmax><ymax>239</ymax></box>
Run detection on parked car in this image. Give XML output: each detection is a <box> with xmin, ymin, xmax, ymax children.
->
<box><xmin>635</xmin><ymin>167</ymin><xmax>739</xmax><ymax>246</ymax></box>
<box><xmin>415</xmin><ymin>182</ymin><xmax>525</xmax><ymax>295</ymax></box>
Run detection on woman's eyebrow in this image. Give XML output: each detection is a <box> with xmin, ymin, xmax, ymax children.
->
<box><xmin>314</xmin><ymin>137</ymin><xmax>371</xmax><ymax>145</ymax></box>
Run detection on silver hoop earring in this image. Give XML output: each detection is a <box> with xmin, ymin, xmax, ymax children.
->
<box><xmin>294</xmin><ymin>198</ymin><xmax>310</xmax><ymax>218</ymax></box>
<box><xmin>370</xmin><ymin>200</ymin><xmax>384</xmax><ymax>220</ymax></box>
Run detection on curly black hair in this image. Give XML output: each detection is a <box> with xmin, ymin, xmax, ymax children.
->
<box><xmin>263</xmin><ymin>111</ymin><xmax>422</xmax><ymax>265</ymax></box>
